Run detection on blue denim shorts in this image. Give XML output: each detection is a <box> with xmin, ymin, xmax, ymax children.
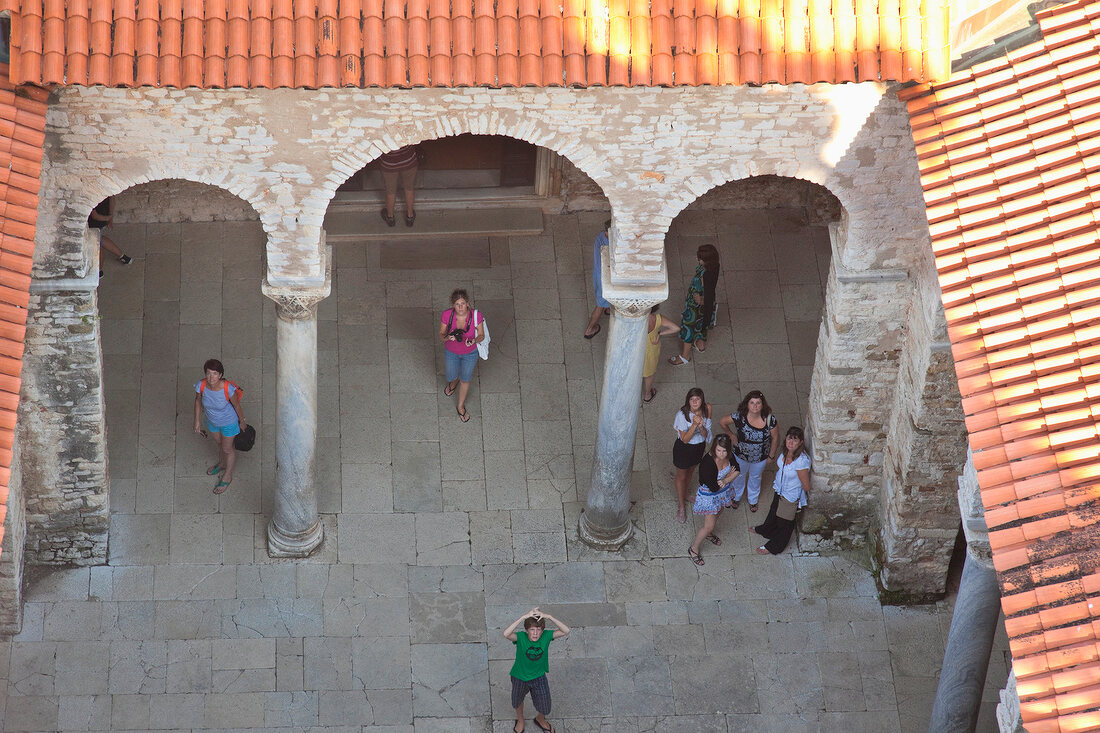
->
<box><xmin>445</xmin><ymin>349</ymin><xmax>479</xmax><ymax>383</ymax></box>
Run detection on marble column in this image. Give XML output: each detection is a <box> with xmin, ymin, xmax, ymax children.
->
<box><xmin>929</xmin><ymin>451</ymin><xmax>1002</xmax><ymax>733</ymax></box>
<box><xmin>262</xmin><ymin>283</ymin><xmax>330</xmax><ymax>557</ymax></box>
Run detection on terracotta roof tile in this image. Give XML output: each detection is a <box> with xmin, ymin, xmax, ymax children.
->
<box><xmin>5</xmin><ymin>0</ymin><xmax>950</xmax><ymax>88</ymax></box>
<box><xmin>0</xmin><ymin>66</ymin><xmax>46</xmax><ymax>575</ymax></box>
<box><xmin>904</xmin><ymin>2</ymin><xmax>1100</xmax><ymax>727</ymax></box>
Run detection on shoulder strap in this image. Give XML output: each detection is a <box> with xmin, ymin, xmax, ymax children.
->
<box><xmin>224</xmin><ymin>380</ymin><xmax>241</xmax><ymax>399</ymax></box>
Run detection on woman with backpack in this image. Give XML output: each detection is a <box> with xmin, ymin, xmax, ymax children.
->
<box><xmin>193</xmin><ymin>358</ymin><xmax>247</xmax><ymax>494</ymax></box>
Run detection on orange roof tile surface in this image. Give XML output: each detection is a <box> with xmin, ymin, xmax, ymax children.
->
<box><xmin>0</xmin><ymin>63</ymin><xmax>46</xmax><ymax>565</ymax></box>
<box><xmin>901</xmin><ymin>0</ymin><xmax>1100</xmax><ymax>728</ymax></box>
<box><xmin>0</xmin><ymin>0</ymin><xmax>950</xmax><ymax>88</ymax></box>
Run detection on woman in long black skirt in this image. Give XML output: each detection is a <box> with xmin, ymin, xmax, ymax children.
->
<box><xmin>751</xmin><ymin>426</ymin><xmax>811</xmax><ymax>555</ymax></box>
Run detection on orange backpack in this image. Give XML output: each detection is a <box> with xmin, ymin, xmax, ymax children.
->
<box><xmin>199</xmin><ymin>379</ymin><xmax>241</xmax><ymax>400</ymax></box>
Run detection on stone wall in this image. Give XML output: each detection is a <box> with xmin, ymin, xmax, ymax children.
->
<box><xmin>20</xmin><ymin>82</ymin><xmax>965</xmax><ymax>595</ymax></box>
<box><xmin>18</xmin><ymin>282</ymin><xmax>109</xmax><ymax>566</ymax></box>
<box><xmin>0</xmin><ymin>437</ymin><xmax>25</xmax><ymax>633</ymax></box>
<box><xmin>112</xmin><ymin>180</ymin><xmax>260</xmax><ymax>223</ymax></box>
<box><xmin>38</xmin><ymin>84</ymin><xmax>931</xmax><ymax>286</ymax></box>
<box><xmin>875</xmin><ymin>259</ymin><xmax>968</xmax><ymax>600</ymax></box>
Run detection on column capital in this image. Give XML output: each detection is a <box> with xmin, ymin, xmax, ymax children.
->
<box><xmin>605</xmin><ymin>296</ymin><xmax>664</xmax><ymax>318</ymax></box>
<box><xmin>600</xmin><ymin>249</ymin><xmax>669</xmax><ymax>317</ymax></box>
<box><xmin>262</xmin><ymin>283</ymin><xmax>330</xmax><ymax>320</ymax></box>
<box><xmin>263</xmin><ymin>243</ymin><xmax>332</xmax><ymax>320</ymax></box>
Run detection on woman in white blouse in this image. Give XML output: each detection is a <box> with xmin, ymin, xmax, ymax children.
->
<box><xmin>672</xmin><ymin>387</ymin><xmax>712</xmax><ymax>523</ymax></box>
<box><xmin>751</xmin><ymin>426</ymin><xmax>811</xmax><ymax>555</ymax></box>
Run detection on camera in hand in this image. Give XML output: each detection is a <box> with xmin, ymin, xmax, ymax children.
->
<box><xmin>448</xmin><ymin>328</ymin><xmax>467</xmax><ymax>340</ymax></box>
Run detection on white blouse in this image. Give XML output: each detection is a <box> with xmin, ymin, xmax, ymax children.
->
<box><xmin>673</xmin><ymin>410</ymin><xmax>711</xmax><ymax>445</ymax></box>
<box><xmin>773</xmin><ymin>452</ymin><xmax>811</xmax><ymax>503</ymax></box>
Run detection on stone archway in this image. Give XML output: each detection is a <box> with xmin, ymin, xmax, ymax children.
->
<box><xmin>656</xmin><ymin>170</ymin><xmax>966</xmax><ymax>599</ymax></box>
<box><xmin>18</xmin><ymin>179</ymin><xmax>267</xmax><ymax>573</ymax></box>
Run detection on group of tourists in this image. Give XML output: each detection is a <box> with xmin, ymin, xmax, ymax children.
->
<box><xmin>672</xmin><ymin>386</ymin><xmax>811</xmax><ymax>565</ymax></box>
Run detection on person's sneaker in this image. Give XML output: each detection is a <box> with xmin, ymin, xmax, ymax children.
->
<box><xmin>118</xmin><ymin>254</ymin><xmax>132</xmax><ymax>264</ymax></box>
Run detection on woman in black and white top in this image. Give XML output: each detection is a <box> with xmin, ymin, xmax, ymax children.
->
<box><xmin>671</xmin><ymin>387</ymin><xmax>712</xmax><ymax>523</ymax></box>
<box><xmin>719</xmin><ymin>390</ymin><xmax>779</xmax><ymax>512</ymax></box>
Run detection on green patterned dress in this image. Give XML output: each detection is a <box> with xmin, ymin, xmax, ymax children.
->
<box><xmin>678</xmin><ymin>264</ymin><xmax>709</xmax><ymax>343</ymax></box>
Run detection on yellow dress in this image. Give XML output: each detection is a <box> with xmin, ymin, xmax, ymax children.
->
<box><xmin>643</xmin><ymin>314</ymin><xmax>662</xmax><ymax>378</ymax></box>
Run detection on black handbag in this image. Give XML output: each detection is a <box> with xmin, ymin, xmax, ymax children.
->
<box><xmin>234</xmin><ymin>424</ymin><xmax>257</xmax><ymax>452</ymax></box>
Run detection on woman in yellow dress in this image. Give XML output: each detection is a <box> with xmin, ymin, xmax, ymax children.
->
<box><xmin>642</xmin><ymin>305</ymin><xmax>680</xmax><ymax>403</ymax></box>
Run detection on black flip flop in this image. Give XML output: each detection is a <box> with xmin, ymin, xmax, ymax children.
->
<box><xmin>643</xmin><ymin>388</ymin><xmax>657</xmax><ymax>403</ymax></box>
<box><xmin>379</xmin><ymin>208</ymin><xmax>396</xmax><ymax>227</ymax></box>
<box><xmin>457</xmin><ymin>406</ymin><xmax>471</xmax><ymax>423</ymax></box>
<box><xmin>583</xmin><ymin>323</ymin><xmax>601</xmax><ymax>339</ymax></box>
<box><xmin>533</xmin><ymin>720</ymin><xmax>554</xmax><ymax>733</ymax></box>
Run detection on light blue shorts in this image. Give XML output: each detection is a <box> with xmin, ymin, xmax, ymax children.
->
<box><xmin>445</xmin><ymin>349</ymin><xmax>479</xmax><ymax>383</ymax></box>
<box><xmin>206</xmin><ymin>418</ymin><xmax>241</xmax><ymax>437</ymax></box>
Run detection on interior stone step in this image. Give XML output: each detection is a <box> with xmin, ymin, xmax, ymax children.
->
<box><xmin>325</xmin><ymin>206</ymin><xmax>544</xmax><ymax>241</ymax></box>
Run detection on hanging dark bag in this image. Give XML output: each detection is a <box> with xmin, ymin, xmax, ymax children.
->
<box><xmin>234</xmin><ymin>424</ymin><xmax>257</xmax><ymax>452</ymax></box>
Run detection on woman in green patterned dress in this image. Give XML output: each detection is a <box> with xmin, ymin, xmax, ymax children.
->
<box><xmin>669</xmin><ymin>244</ymin><xmax>720</xmax><ymax>366</ymax></box>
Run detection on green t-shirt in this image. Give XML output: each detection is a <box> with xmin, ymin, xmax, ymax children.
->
<box><xmin>510</xmin><ymin>629</ymin><xmax>555</xmax><ymax>681</ymax></box>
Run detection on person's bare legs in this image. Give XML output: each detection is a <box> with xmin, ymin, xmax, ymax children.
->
<box><xmin>513</xmin><ymin>703</ymin><xmax>526</xmax><ymax>732</ymax></box>
<box><xmin>690</xmin><ymin>512</ymin><xmax>719</xmax><ymax>556</ymax></box>
<box><xmin>100</xmin><ymin>234</ymin><xmax>124</xmax><ymax>258</ymax></box>
<box><xmin>584</xmin><ymin>306</ymin><xmax>604</xmax><ymax>337</ymax></box>
<box><xmin>674</xmin><ymin>467</ymin><xmax>693</xmax><ymax>520</ymax></box>
<box><xmin>679</xmin><ymin>340</ymin><xmax>692</xmax><ymax>361</ymax></box>
<box><xmin>220</xmin><ymin>434</ymin><xmax>237</xmax><ymax>483</ymax></box>
<box><xmin>642</xmin><ymin>374</ymin><xmax>656</xmax><ymax>401</ymax></box>
<box><xmin>457</xmin><ymin>380</ymin><xmax>471</xmax><ymax>417</ymax></box>
<box><xmin>402</xmin><ymin>166</ymin><xmax>418</xmax><ymax>220</ymax></box>
<box><xmin>383</xmin><ymin>191</ymin><xmax>397</xmax><ymax>219</ymax></box>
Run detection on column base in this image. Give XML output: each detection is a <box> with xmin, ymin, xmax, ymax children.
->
<box><xmin>267</xmin><ymin>517</ymin><xmax>324</xmax><ymax>558</ymax></box>
<box><xmin>578</xmin><ymin>511</ymin><xmax>633</xmax><ymax>551</ymax></box>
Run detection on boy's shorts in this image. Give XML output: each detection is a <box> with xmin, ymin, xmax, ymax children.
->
<box><xmin>510</xmin><ymin>674</ymin><xmax>551</xmax><ymax>714</ymax></box>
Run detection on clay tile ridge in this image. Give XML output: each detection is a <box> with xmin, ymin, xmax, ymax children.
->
<box><xmin>0</xmin><ymin>64</ymin><xmax>46</xmax><ymax>567</ymax></box>
<box><xmin>904</xmin><ymin>1</ymin><xmax>1100</xmax><ymax>729</ymax></box>
<box><xmin>2</xmin><ymin>1</ymin><xmax>951</xmax><ymax>88</ymax></box>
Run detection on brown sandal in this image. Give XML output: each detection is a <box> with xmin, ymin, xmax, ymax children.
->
<box><xmin>689</xmin><ymin>548</ymin><xmax>704</xmax><ymax>566</ymax></box>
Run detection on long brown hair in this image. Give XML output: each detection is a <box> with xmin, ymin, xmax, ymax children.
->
<box><xmin>709</xmin><ymin>433</ymin><xmax>732</xmax><ymax>462</ymax></box>
<box><xmin>679</xmin><ymin>387</ymin><xmax>709</xmax><ymax>421</ymax></box>
<box><xmin>780</xmin><ymin>426</ymin><xmax>806</xmax><ymax>461</ymax></box>
<box><xmin>697</xmin><ymin>244</ymin><xmax>720</xmax><ymax>271</ymax></box>
<box><xmin>737</xmin><ymin>390</ymin><xmax>772</xmax><ymax>421</ymax></box>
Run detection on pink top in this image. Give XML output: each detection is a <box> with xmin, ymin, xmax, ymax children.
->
<box><xmin>441</xmin><ymin>308</ymin><xmax>480</xmax><ymax>355</ymax></box>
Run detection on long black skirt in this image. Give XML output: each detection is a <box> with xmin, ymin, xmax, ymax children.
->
<box><xmin>754</xmin><ymin>494</ymin><xmax>796</xmax><ymax>555</ymax></box>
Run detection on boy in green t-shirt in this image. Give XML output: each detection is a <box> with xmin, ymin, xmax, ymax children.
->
<box><xmin>503</xmin><ymin>607</ymin><xmax>571</xmax><ymax>733</ymax></box>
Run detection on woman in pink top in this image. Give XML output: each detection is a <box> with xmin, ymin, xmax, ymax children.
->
<box><xmin>438</xmin><ymin>288</ymin><xmax>485</xmax><ymax>423</ymax></box>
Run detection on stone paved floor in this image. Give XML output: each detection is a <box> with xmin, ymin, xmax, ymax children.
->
<box><xmin>1</xmin><ymin>209</ymin><xmax>1009</xmax><ymax>732</ymax></box>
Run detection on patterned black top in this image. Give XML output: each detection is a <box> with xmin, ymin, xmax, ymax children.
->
<box><xmin>731</xmin><ymin>412</ymin><xmax>777</xmax><ymax>463</ymax></box>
